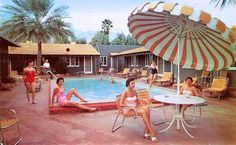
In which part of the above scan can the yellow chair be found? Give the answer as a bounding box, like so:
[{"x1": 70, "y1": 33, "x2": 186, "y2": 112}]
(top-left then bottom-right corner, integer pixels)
[
  {"x1": 111, "y1": 95, "x2": 143, "y2": 134},
  {"x1": 136, "y1": 89, "x2": 167, "y2": 125},
  {"x1": 139, "y1": 70, "x2": 149, "y2": 82},
  {"x1": 154, "y1": 72, "x2": 172, "y2": 86},
  {"x1": 10, "y1": 70, "x2": 23, "y2": 82},
  {"x1": 202, "y1": 78, "x2": 229, "y2": 100},
  {"x1": 116, "y1": 68, "x2": 130, "y2": 78},
  {"x1": 219, "y1": 70, "x2": 227, "y2": 78},
  {"x1": 173, "y1": 77, "x2": 198, "y2": 89},
  {"x1": 0, "y1": 108, "x2": 22, "y2": 145}
]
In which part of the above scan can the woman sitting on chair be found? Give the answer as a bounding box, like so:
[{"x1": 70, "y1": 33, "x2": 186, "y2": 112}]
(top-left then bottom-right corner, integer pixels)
[
  {"x1": 119, "y1": 77, "x2": 157, "y2": 142},
  {"x1": 52, "y1": 77, "x2": 97, "y2": 112},
  {"x1": 180, "y1": 77, "x2": 200, "y2": 112}
]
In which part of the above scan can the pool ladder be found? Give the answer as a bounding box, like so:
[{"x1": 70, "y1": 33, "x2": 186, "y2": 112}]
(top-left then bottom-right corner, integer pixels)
[{"x1": 46, "y1": 71, "x2": 57, "y2": 80}]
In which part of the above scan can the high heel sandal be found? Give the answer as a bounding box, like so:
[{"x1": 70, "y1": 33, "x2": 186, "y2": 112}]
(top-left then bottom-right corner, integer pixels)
[
  {"x1": 144, "y1": 132, "x2": 149, "y2": 139},
  {"x1": 150, "y1": 136, "x2": 158, "y2": 142}
]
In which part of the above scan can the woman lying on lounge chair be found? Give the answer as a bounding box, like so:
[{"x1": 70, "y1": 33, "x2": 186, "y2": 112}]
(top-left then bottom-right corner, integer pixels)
[
  {"x1": 51, "y1": 77, "x2": 97, "y2": 112},
  {"x1": 119, "y1": 78, "x2": 158, "y2": 142}
]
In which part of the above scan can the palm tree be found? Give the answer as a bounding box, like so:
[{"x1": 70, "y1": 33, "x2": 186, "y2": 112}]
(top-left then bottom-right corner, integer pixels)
[
  {"x1": 210, "y1": 0, "x2": 236, "y2": 8},
  {"x1": 0, "y1": 0, "x2": 73, "y2": 72},
  {"x1": 101, "y1": 19, "x2": 113, "y2": 35}
]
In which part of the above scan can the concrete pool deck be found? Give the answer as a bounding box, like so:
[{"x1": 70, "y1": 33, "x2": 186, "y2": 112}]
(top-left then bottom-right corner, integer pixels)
[{"x1": 1, "y1": 79, "x2": 236, "y2": 145}]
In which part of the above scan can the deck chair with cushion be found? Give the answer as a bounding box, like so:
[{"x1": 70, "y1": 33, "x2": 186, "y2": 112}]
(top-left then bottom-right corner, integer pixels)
[
  {"x1": 0, "y1": 108, "x2": 22, "y2": 145},
  {"x1": 202, "y1": 78, "x2": 229, "y2": 100},
  {"x1": 10, "y1": 70, "x2": 23, "y2": 82},
  {"x1": 139, "y1": 70, "x2": 149, "y2": 82},
  {"x1": 173, "y1": 77, "x2": 198, "y2": 89},
  {"x1": 136, "y1": 89, "x2": 167, "y2": 125},
  {"x1": 116, "y1": 68, "x2": 130, "y2": 78},
  {"x1": 218, "y1": 70, "x2": 227, "y2": 78},
  {"x1": 154, "y1": 72, "x2": 172, "y2": 86},
  {"x1": 111, "y1": 95, "x2": 143, "y2": 134}
]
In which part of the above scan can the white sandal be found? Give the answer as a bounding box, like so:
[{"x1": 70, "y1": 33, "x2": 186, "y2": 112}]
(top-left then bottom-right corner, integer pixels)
[
  {"x1": 144, "y1": 132, "x2": 149, "y2": 139},
  {"x1": 150, "y1": 136, "x2": 158, "y2": 142}
]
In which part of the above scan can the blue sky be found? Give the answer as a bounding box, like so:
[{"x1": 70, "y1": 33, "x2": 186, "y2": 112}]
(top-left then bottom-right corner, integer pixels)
[{"x1": 0, "y1": 0, "x2": 236, "y2": 41}]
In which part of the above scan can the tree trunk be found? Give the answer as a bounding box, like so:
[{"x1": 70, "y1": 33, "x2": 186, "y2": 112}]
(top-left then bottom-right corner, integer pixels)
[{"x1": 37, "y1": 41, "x2": 42, "y2": 74}]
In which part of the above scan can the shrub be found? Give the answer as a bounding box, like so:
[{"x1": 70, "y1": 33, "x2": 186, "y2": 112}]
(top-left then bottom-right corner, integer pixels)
[{"x1": 54, "y1": 59, "x2": 67, "y2": 74}]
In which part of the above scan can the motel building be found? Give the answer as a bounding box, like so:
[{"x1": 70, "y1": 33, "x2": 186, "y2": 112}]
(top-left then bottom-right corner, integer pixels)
[{"x1": 9, "y1": 41, "x2": 100, "y2": 76}]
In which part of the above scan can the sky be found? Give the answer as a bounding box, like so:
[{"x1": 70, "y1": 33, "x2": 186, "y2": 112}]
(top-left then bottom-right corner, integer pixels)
[{"x1": 0, "y1": 0, "x2": 236, "y2": 41}]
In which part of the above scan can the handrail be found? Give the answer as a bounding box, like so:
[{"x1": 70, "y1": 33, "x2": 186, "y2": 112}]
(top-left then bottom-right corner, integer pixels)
[{"x1": 46, "y1": 71, "x2": 57, "y2": 79}]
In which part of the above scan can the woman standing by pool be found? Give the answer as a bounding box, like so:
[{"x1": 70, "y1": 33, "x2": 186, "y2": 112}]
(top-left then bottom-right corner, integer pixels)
[
  {"x1": 52, "y1": 77, "x2": 97, "y2": 111},
  {"x1": 23, "y1": 59, "x2": 37, "y2": 104},
  {"x1": 119, "y1": 78, "x2": 157, "y2": 142},
  {"x1": 149, "y1": 60, "x2": 158, "y2": 87}
]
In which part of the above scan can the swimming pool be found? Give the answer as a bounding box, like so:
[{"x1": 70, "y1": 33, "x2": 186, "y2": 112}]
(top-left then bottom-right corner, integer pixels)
[{"x1": 60, "y1": 78, "x2": 175, "y2": 102}]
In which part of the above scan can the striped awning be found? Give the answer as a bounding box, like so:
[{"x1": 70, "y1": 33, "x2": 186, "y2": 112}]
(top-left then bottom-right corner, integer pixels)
[{"x1": 128, "y1": 2, "x2": 236, "y2": 71}]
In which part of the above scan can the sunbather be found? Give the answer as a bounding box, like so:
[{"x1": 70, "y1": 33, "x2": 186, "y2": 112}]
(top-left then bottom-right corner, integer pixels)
[
  {"x1": 51, "y1": 77, "x2": 97, "y2": 112},
  {"x1": 119, "y1": 78, "x2": 157, "y2": 142}
]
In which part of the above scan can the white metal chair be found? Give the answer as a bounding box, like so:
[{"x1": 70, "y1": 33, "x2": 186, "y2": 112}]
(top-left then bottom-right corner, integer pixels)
[
  {"x1": 0, "y1": 108, "x2": 22, "y2": 145},
  {"x1": 111, "y1": 95, "x2": 143, "y2": 134}
]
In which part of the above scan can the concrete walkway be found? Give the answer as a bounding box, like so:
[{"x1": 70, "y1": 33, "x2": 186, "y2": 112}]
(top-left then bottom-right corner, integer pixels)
[{"x1": 1, "y1": 81, "x2": 236, "y2": 145}]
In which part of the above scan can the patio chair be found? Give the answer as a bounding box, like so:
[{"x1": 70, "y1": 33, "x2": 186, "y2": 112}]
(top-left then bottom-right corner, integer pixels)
[
  {"x1": 218, "y1": 70, "x2": 227, "y2": 78},
  {"x1": 139, "y1": 70, "x2": 149, "y2": 82},
  {"x1": 202, "y1": 77, "x2": 229, "y2": 100},
  {"x1": 111, "y1": 95, "x2": 143, "y2": 134},
  {"x1": 10, "y1": 70, "x2": 23, "y2": 82},
  {"x1": 184, "y1": 89, "x2": 208, "y2": 123},
  {"x1": 116, "y1": 68, "x2": 130, "y2": 78},
  {"x1": 0, "y1": 108, "x2": 22, "y2": 145},
  {"x1": 129, "y1": 68, "x2": 139, "y2": 79},
  {"x1": 200, "y1": 70, "x2": 210, "y2": 87},
  {"x1": 154, "y1": 72, "x2": 172, "y2": 86},
  {"x1": 136, "y1": 88, "x2": 167, "y2": 125},
  {"x1": 173, "y1": 77, "x2": 197, "y2": 89}
]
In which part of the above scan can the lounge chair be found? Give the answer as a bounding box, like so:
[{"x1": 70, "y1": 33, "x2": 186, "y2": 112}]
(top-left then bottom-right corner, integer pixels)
[
  {"x1": 173, "y1": 77, "x2": 197, "y2": 89},
  {"x1": 139, "y1": 70, "x2": 149, "y2": 82},
  {"x1": 202, "y1": 78, "x2": 229, "y2": 100},
  {"x1": 0, "y1": 108, "x2": 22, "y2": 145},
  {"x1": 116, "y1": 68, "x2": 130, "y2": 78},
  {"x1": 136, "y1": 88, "x2": 167, "y2": 125},
  {"x1": 10, "y1": 70, "x2": 23, "y2": 82},
  {"x1": 219, "y1": 70, "x2": 227, "y2": 78},
  {"x1": 154, "y1": 72, "x2": 172, "y2": 86},
  {"x1": 111, "y1": 95, "x2": 143, "y2": 134}
]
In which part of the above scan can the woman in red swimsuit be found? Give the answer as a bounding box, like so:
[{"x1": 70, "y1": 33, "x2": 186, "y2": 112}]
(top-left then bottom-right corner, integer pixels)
[{"x1": 23, "y1": 60, "x2": 37, "y2": 104}]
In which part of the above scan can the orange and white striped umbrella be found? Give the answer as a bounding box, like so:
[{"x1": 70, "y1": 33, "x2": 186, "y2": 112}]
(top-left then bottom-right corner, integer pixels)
[{"x1": 128, "y1": 2, "x2": 236, "y2": 71}]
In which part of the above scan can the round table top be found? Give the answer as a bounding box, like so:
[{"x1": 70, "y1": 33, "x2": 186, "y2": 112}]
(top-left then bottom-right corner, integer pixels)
[{"x1": 153, "y1": 94, "x2": 205, "y2": 105}]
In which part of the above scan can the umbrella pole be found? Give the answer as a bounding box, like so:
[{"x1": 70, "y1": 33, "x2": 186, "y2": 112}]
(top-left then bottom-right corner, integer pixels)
[{"x1": 177, "y1": 36, "x2": 180, "y2": 97}]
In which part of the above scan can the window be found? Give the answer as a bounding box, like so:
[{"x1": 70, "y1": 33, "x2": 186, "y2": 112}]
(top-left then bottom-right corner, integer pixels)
[
  {"x1": 100, "y1": 56, "x2": 107, "y2": 66},
  {"x1": 68, "y1": 56, "x2": 80, "y2": 67}
]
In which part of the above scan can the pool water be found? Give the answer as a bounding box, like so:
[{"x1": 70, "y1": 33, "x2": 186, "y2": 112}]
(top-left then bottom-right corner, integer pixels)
[{"x1": 62, "y1": 78, "x2": 175, "y2": 102}]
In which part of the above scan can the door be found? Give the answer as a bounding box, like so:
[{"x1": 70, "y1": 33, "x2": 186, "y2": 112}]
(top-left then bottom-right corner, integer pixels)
[{"x1": 84, "y1": 56, "x2": 92, "y2": 74}]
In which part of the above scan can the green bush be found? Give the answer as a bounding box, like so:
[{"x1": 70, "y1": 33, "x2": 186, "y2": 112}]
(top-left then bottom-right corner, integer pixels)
[
  {"x1": 2, "y1": 77, "x2": 17, "y2": 83},
  {"x1": 54, "y1": 59, "x2": 67, "y2": 74}
]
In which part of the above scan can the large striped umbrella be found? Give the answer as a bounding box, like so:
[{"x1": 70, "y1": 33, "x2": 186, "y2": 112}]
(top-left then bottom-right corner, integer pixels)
[{"x1": 128, "y1": 1, "x2": 236, "y2": 94}]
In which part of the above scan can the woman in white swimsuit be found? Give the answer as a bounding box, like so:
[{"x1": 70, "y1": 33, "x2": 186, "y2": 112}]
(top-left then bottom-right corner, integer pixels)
[
  {"x1": 180, "y1": 77, "x2": 200, "y2": 112},
  {"x1": 119, "y1": 78, "x2": 157, "y2": 142}
]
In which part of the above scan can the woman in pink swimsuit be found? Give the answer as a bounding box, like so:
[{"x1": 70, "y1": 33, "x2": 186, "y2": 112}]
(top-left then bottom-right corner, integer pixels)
[
  {"x1": 51, "y1": 77, "x2": 97, "y2": 111},
  {"x1": 119, "y1": 78, "x2": 157, "y2": 142}
]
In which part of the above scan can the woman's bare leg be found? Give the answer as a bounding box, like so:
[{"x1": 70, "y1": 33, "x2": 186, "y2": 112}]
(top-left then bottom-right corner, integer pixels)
[
  {"x1": 31, "y1": 82, "x2": 36, "y2": 104},
  {"x1": 66, "y1": 88, "x2": 86, "y2": 101},
  {"x1": 64, "y1": 102, "x2": 96, "y2": 111},
  {"x1": 138, "y1": 110, "x2": 155, "y2": 136},
  {"x1": 24, "y1": 83, "x2": 31, "y2": 103}
]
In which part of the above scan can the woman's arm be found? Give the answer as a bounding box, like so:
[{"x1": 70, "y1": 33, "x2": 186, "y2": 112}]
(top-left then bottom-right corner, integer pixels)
[
  {"x1": 51, "y1": 88, "x2": 59, "y2": 106},
  {"x1": 192, "y1": 87, "x2": 200, "y2": 97},
  {"x1": 180, "y1": 86, "x2": 184, "y2": 94},
  {"x1": 119, "y1": 91, "x2": 127, "y2": 107}
]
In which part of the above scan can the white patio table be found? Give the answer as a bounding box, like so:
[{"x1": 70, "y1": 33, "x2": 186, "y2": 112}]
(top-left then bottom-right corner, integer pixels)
[{"x1": 153, "y1": 94, "x2": 205, "y2": 138}]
